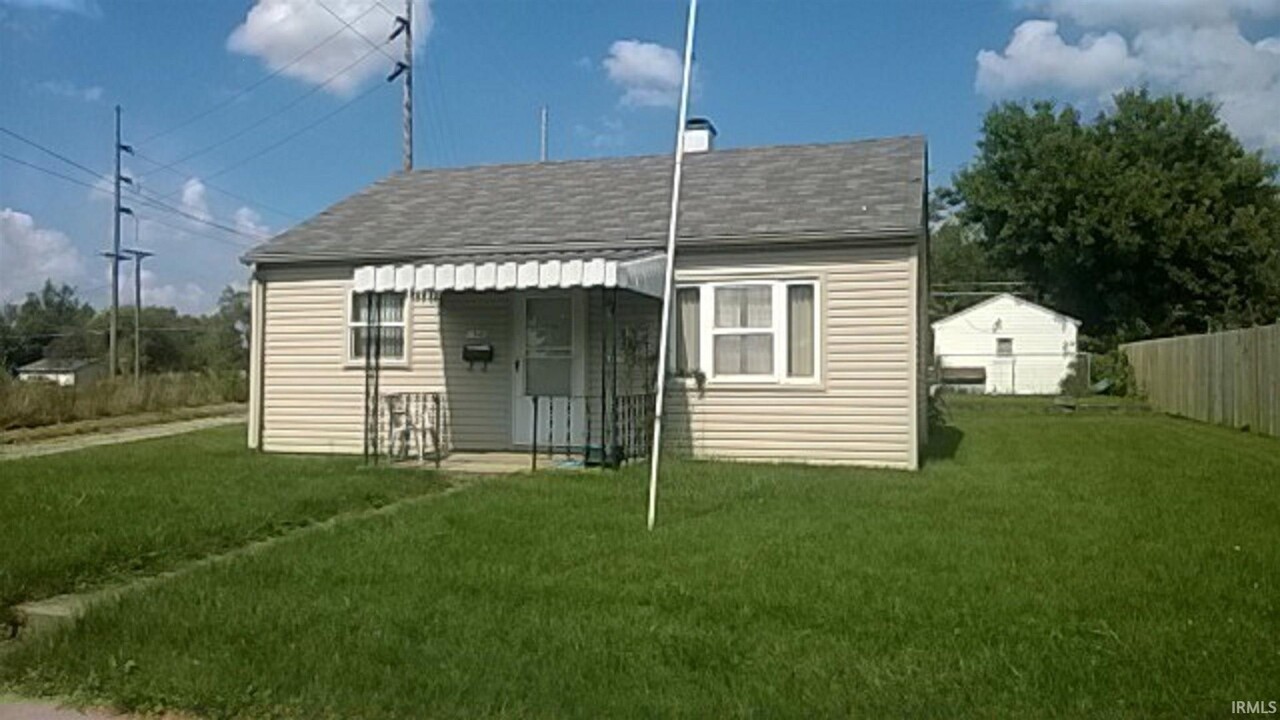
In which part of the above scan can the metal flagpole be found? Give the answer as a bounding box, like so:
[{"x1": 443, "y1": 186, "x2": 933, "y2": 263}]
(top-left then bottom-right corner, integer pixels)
[{"x1": 646, "y1": 0, "x2": 698, "y2": 531}]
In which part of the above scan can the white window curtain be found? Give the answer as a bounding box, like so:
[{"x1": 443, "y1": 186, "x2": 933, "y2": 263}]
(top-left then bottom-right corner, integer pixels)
[
  {"x1": 350, "y1": 291, "x2": 407, "y2": 361},
  {"x1": 674, "y1": 287, "x2": 700, "y2": 375},
  {"x1": 713, "y1": 285, "x2": 774, "y2": 376},
  {"x1": 787, "y1": 284, "x2": 814, "y2": 377}
]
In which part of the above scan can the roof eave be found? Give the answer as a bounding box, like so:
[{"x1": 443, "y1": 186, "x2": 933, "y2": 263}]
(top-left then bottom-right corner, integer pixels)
[{"x1": 243, "y1": 226, "x2": 924, "y2": 267}]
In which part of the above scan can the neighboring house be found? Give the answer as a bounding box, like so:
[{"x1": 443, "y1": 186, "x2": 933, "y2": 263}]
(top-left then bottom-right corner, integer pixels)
[
  {"x1": 16, "y1": 358, "x2": 104, "y2": 387},
  {"x1": 932, "y1": 293, "x2": 1080, "y2": 395},
  {"x1": 243, "y1": 125, "x2": 929, "y2": 469}
]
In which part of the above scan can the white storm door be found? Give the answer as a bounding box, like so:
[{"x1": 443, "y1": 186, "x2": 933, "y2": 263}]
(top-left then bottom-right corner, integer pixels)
[
  {"x1": 990, "y1": 358, "x2": 1016, "y2": 394},
  {"x1": 512, "y1": 293, "x2": 586, "y2": 446}
]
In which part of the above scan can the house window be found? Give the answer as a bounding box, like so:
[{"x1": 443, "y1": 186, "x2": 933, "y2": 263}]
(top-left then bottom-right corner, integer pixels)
[
  {"x1": 672, "y1": 280, "x2": 818, "y2": 382},
  {"x1": 349, "y1": 291, "x2": 407, "y2": 362},
  {"x1": 996, "y1": 337, "x2": 1013, "y2": 357},
  {"x1": 713, "y1": 285, "x2": 774, "y2": 375}
]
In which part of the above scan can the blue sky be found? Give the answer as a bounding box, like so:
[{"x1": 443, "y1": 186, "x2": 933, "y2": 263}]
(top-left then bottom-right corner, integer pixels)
[{"x1": 3, "y1": 0, "x2": 1279, "y2": 313}]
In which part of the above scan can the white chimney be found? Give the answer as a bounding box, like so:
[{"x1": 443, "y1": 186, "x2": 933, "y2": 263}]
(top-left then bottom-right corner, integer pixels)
[{"x1": 683, "y1": 117, "x2": 717, "y2": 153}]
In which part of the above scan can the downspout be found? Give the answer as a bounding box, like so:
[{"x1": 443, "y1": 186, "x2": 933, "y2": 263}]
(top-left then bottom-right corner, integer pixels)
[{"x1": 251, "y1": 267, "x2": 267, "y2": 451}]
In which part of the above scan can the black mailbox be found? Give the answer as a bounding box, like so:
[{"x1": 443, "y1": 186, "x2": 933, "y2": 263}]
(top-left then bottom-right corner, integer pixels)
[{"x1": 462, "y1": 343, "x2": 494, "y2": 366}]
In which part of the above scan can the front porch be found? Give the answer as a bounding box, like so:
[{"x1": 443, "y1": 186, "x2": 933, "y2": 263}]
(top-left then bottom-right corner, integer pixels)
[{"x1": 353, "y1": 255, "x2": 664, "y2": 470}]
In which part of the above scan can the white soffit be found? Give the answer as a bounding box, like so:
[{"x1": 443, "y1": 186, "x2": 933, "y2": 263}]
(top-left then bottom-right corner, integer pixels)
[{"x1": 352, "y1": 253, "x2": 665, "y2": 298}]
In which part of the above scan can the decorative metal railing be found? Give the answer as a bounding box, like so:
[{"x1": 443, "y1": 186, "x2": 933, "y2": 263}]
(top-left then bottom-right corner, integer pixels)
[
  {"x1": 529, "y1": 392, "x2": 656, "y2": 470},
  {"x1": 377, "y1": 391, "x2": 445, "y2": 467}
]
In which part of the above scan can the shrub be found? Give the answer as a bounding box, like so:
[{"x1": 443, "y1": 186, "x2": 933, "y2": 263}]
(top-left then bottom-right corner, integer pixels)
[
  {"x1": 1059, "y1": 354, "x2": 1093, "y2": 397},
  {"x1": 1092, "y1": 349, "x2": 1138, "y2": 397}
]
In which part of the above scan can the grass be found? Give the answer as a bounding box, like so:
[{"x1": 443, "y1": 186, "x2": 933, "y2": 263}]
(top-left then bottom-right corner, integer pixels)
[
  {"x1": 0, "y1": 424, "x2": 445, "y2": 610},
  {"x1": 4, "y1": 398, "x2": 1279, "y2": 717},
  {"x1": 0, "y1": 372, "x2": 246, "y2": 431}
]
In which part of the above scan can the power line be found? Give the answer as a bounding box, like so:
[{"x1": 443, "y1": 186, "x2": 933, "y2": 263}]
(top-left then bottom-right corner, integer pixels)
[
  {"x1": 131, "y1": 150, "x2": 300, "y2": 223},
  {"x1": 2, "y1": 125, "x2": 295, "y2": 227},
  {"x1": 0, "y1": 151, "x2": 102, "y2": 193},
  {"x1": 135, "y1": 211, "x2": 256, "y2": 250},
  {"x1": 137, "y1": 41, "x2": 391, "y2": 181},
  {"x1": 136, "y1": 3, "x2": 384, "y2": 144},
  {"x1": 0, "y1": 153, "x2": 257, "y2": 248},
  {"x1": 198, "y1": 79, "x2": 392, "y2": 185},
  {"x1": 0, "y1": 126, "x2": 107, "y2": 182},
  {"x1": 131, "y1": 189, "x2": 263, "y2": 242},
  {"x1": 316, "y1": 0, "x2": 397, "y2": 62}
]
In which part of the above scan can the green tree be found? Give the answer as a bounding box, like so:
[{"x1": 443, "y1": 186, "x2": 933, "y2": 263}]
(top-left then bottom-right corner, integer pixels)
[
  {"x1": 928, "y1": 217, "x2": 1021, "y2": 319},
  {"x1": 207, "y1": 286, "x2": 250, "y2": 372},
  {"x1": 0, "y1": 281, "x2": 95, "y2": 371},
  {"x1": 949, "y1": 90, "x2": 1280, "y2": 341}
]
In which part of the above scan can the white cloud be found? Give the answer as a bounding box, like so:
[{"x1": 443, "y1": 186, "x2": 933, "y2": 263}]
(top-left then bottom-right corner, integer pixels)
[
  {"x1": 0, "y1": 0, "x2": 98, "y2": 14},
  {"x1": 603, "y1": 39, "x2": 684, "y2": 108},
  {"x1": 37, "y1": 80, "x2": 103, "y2": 102},
  {"x1": 978, "y1": 4, "x2": 1280, "y2": 151},
  {"x1": 227, "y1": 0, "x2": 432, "y2": 96},
  {"x1": 0, "y1": 208, "x2": 86, "y2": 303},
  {"x1": 1038, "y1": 0, "x2": 1280, "y2": 28},
  {"x1": 137, "y1": 268, "x2": 207, "y2": 315},
  {"x1": 180, "y1": 178, "x2": 210, "y2": 221},
  {"x1": 977, "y1": 20, "x2": 1142, "y2": 97},
  {"x1": 233, "y1": 207, "x2": 270, "y2": 238}
]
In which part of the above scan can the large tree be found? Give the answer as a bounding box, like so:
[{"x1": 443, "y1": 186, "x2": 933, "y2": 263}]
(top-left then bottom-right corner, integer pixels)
[
  {"x1": 928, "y1": 216, "x2": 1021, "y2": 319},
  {"x1": 0, "y1": 281, "x2": 95, "y2": 371},
  {"x1": 948, "y1": 90, "x2": 1280, "y2": 341}
]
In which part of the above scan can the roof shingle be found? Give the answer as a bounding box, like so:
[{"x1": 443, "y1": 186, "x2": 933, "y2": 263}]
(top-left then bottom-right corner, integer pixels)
[{"x1": 244, "y1": 135, "x2": 926, "y2": 265}]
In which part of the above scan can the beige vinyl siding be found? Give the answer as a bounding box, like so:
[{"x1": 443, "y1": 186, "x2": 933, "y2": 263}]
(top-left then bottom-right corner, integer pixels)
[
  {"x1": 258, "y1": 266, "x2": 509, "y2": 454},
  {"x1": 666, "y1": 241, "x2": 919, "y2": 469},
  {"x1": 255, "y1": 237, "x2": 922, "y2": 469},
  {"x1": 437, "y1": 292, "x2": 510, "y2": 450}
]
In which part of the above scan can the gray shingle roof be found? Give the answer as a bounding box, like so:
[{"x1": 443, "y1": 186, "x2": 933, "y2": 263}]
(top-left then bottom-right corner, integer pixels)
[
  {"x1": 18, "y1": 358, "x2": 99, "y2": 373},
  {"x1": 244, "y1": 135, "x2": 926, "y2": 265}
]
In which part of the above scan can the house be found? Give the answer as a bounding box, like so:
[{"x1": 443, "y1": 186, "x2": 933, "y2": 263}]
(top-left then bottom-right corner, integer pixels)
[
  {"x1": 932, "y1": 293, "x2": 1080, "y2": 395},
  {"x1": 16, "y1": 358, "x2": 104, "y2": 387},
  {"x1": 242, "y1": 126, "x2": 929, "y2": 469}
]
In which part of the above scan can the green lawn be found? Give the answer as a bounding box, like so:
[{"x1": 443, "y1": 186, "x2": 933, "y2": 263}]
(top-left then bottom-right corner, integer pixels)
[
  {"x1": 0, "y1": 424, "x2": 445, "y2": 610},
  {"x1": 4, "y1": 400, "x2": 1279, "y2": 717}
]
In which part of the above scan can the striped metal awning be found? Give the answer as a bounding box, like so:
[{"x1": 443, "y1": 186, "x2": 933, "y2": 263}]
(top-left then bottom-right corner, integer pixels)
[{"x1": 352, "y1": 251, "x2": 665, "y2": 298}]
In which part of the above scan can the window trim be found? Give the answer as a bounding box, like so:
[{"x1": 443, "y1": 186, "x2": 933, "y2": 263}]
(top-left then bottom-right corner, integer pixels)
[
  {"x1": 672, "y1": 279, "x2": 821, "y2": 386},
  {"x1": 345, "y1": 289, "x2": 411, "y2": 367}
]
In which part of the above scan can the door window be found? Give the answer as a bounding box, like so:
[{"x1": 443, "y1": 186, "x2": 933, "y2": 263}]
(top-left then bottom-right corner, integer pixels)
[{"x1": 525, "y1": 297, "x2": 572, "y2": 396}]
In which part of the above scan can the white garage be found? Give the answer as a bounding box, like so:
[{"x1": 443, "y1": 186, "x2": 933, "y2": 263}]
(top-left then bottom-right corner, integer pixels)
[{"x1": 932, "y1": 293, "x2": 1081, "y2": 395}]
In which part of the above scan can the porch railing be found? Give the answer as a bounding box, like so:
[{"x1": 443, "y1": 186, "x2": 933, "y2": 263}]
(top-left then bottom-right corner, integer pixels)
[
  {"x1": 529, "y1": 392, "x2": 655, "y2": 470},
  {"x1": 376, "y1": 391, "x2": 445, "y2": 467}
]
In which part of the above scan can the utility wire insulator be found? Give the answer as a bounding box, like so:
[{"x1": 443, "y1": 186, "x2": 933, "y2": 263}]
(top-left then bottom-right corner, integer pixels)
[{"x1": 389, "y1": 16, "x2": 408, "y2": 40}]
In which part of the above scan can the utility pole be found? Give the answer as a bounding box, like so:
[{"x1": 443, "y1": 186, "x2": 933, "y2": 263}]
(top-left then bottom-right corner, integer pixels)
[
  {"x1": 123, "y1": 249, "x2": 153, "y2": 380},
  {"x1": 388, "y1": 1, "x2": 413, "y2": 171},
  {"x1": 109, "y1": 105, "x2": 134, "y2": 378},
  {"x1": 540, "y1": 105, "x2": 549, "y2": 162}
]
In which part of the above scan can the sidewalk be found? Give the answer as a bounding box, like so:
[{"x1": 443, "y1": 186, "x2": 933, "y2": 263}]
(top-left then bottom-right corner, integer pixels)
[{"x1": 0, "y1": 414, "x2": 243, "y2": 461}]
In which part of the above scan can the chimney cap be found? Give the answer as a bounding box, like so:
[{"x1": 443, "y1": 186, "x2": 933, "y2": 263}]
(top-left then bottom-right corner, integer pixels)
[{"x1": 686, "y1": 117, "x2": 717, "y2": 136}]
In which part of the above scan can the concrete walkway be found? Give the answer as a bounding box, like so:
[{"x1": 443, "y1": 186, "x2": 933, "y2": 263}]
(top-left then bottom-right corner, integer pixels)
[
  {"x1": 6, "y1": 476, "x2": 479, "y2": 646},
  {"x1": 0, "y1": 415, "x2": 243, "y2": 461},
  {"x1": 0, "y1": 699, "x2": 177, "y2": 720}
]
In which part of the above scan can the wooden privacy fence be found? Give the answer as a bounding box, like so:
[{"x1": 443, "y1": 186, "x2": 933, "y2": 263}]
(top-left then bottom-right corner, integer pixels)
[{"x1": 1122, "y1": 323, "x2": 1280, "y2": 437}]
